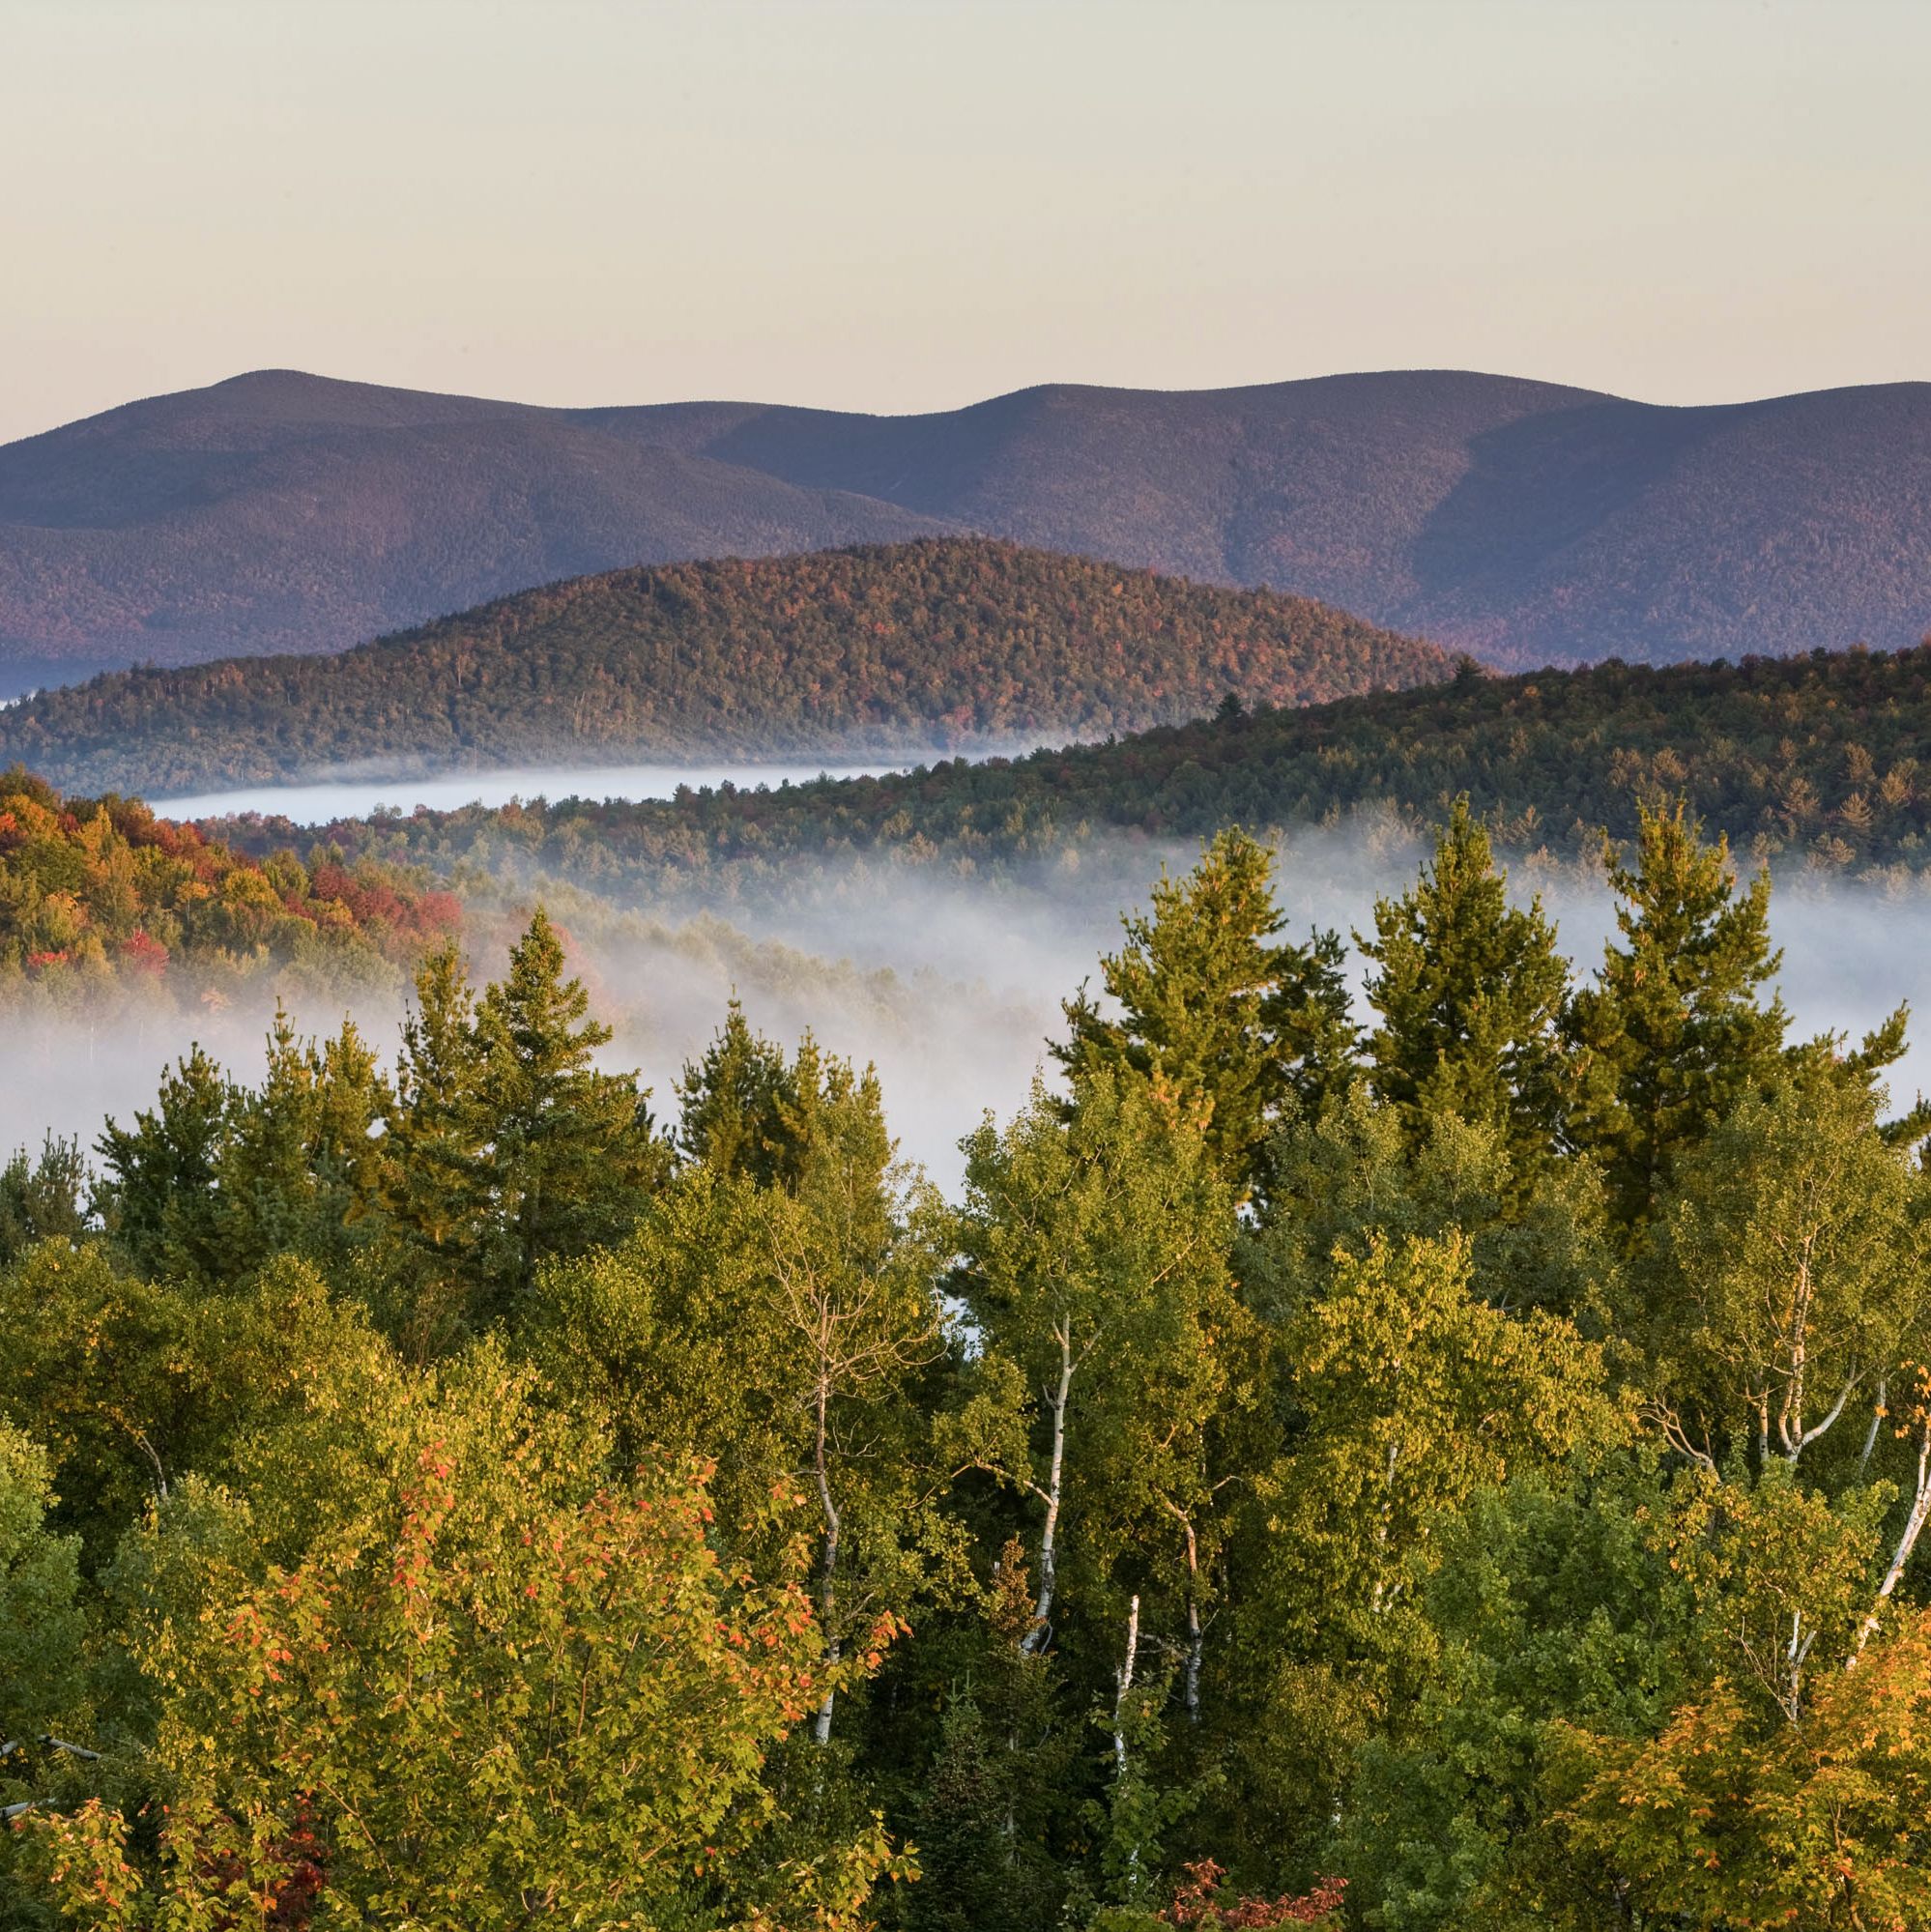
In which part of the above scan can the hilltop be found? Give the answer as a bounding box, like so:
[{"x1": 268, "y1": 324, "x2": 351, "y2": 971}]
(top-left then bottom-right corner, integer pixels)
[
  {"x1": 1, "y1": 367, "x2": 1927, "y2": 679},
  {"x1": 0, "y1": 539, "x2": 1452, "y2": 795}
]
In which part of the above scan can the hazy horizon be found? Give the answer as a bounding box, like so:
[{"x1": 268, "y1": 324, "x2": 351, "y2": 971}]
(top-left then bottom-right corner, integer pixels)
[
  {"x1": 19, "y1": 357, "x2": 1931, "y2": 449},
  {"x1": 5, "y1": 0, "x2": 1926, "y2": 445}
]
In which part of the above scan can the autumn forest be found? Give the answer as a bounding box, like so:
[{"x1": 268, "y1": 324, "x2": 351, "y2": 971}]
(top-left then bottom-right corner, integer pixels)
[{"x1": 6, "y1": 783, "x2": 1931, "y2": 1930}]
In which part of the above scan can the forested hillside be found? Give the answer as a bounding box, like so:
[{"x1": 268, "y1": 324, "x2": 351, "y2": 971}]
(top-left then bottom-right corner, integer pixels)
[
  {"x1": 5, "y1": 366, "x2": 1929, "y2": 678},
  {"x1": 0, "y1": 540, "x2": 1452, "y2": 794},
  {"x1": 628, "y1": 371, "x2": 1931, "y2": 667},
  {"x1": 204, "y1": 643, "x2": 1931, "y2": 910},
  {"x1": 8, "y1": 815, "x2": 1931, "y2": 1927},
  {"x1": 0, "y1": 370, "x2": 944, "y2": 683},
  {"x1": 0, "y1": 767, "x2": 458, "y2": 1002}
]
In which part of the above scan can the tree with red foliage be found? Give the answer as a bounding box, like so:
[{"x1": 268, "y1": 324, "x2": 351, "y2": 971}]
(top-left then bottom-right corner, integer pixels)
[{"x1": 1163, "y1": 1860, "x2": 1345, "y2": 1928}]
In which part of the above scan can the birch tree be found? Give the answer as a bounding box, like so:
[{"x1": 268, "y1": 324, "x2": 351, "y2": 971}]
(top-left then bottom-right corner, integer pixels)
[
  {"x1": 1236, "y1": 1231, "x2": 1617, "y2": 1851},
  {"x1": 1636, "y1": 1062, "x2": 1927, "y2": 1480},
  {"x1": 953, "y1": 1072, "x2": 1241, "y2": 1669},
  {"x1": 535, "y1": 1017, "x2": 952, "y2": 1748}
]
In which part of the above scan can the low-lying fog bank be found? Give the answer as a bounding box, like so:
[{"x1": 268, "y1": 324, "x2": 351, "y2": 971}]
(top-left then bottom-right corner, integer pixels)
[
  {"x1": 153, "y1": 747, "x2": 1053, "y2": 823},
  {"x1": 6, "y1": 831, "x2": 1929, "y2": 1196}
]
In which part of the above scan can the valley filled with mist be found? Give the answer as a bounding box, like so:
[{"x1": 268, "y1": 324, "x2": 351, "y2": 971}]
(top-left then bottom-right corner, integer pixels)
[
  {"x1": 5, "y1": 250, "x2": 1931, "y2": 1932},
  {"x1": 14, "y1": 724, "x2": 1931, "y2": 1924},
  {"x1": 10, "y1": 799, "x2": 1929, "y2": 1192}
]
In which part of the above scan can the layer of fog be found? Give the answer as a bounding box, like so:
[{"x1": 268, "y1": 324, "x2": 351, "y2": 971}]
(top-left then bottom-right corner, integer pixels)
[
  {"x1": 153, "y1": 747, "x2": 1050, "y2": 824},
  {"x1": 6, "y1": 827, "x2": 1929, "y2": 1200}
]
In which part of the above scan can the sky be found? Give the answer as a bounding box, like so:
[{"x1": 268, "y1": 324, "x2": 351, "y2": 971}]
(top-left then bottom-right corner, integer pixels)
[{"x1": 1, "y1": 0, "x2": 1925, "y2": 444}]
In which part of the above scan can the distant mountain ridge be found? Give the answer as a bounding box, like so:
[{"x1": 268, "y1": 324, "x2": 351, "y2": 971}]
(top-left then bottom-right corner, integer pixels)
[
  {"x1": 0, "y1": 538, "x2": 1451, "y2": 796},
  {"x1": 1, "y1": 366, "x2": 1927, "y2": 680}
]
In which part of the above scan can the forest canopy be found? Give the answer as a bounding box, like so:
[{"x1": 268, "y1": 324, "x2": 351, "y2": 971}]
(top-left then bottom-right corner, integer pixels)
[
  {"x1": 0, "y1": 767, "x2": 458, "y2": 1006},
  {"x1": 7, "y1": 804, "x2": 1931, "y2": 1929},
  {"x1": 0, "y1": 541, "x2": 1451, "y2": 796},
  {"x1": 188, "y1": 639, "x2": 1931, "y2": 916}
]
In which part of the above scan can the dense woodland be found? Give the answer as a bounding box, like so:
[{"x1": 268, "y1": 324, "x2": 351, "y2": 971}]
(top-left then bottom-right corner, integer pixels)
[
  {"x1": 7, "y1": 801, "x2": 1931, "y2": 1928},
  {"x1": 0, "y1": 768, "x2": 458, "y2": 1003},
  {"x1": 192, "y1": 642, "x2": 1931, "y2": 916},
  {"x1": 0, "y1": 543, "x2": 1449, "y2": 796}
]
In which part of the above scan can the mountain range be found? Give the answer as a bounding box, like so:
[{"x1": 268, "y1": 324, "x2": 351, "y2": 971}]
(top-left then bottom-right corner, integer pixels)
[{"x1": 3, "y1": 367, "x2": 1926, "y2": 686}]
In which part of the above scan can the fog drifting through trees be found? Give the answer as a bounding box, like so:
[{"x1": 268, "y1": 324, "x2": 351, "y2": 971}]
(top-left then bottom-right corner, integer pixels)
[{"x1": 6, "y1": 831, "x2": 1925, "y2": 1194}]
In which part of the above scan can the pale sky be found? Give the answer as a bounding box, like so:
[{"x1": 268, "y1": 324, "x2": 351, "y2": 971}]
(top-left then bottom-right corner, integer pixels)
[{"x1": 2, "y1": 0, "x2": 1925, "y2": 444}]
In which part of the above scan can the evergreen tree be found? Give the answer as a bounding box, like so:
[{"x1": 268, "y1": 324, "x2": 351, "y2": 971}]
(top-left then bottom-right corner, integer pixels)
[
  {"x1": 1359, "y1": 800, "x2": 1571, "y2": 1186},
  {"x1": 471, "y1": 908, "x2": 667, "y2": 1313},
  {"x1": 677, "y1": 1002, "x2": 897, "y2": 1250},
  {"x1": 93, "y1": 1045, "x2": 238, "y2": 1284},
  {"x1": 97, "y1": 1018, "x2": 389, "y2": 1293},
  {"x1": 219, "y1": 1007, "x2": 391, "y2": 1281},
  {"x1": 381, "y1": 940, "x2": 494, "y2": 1346},
  {"x1": 0, "y1": 1133, "x2": 87, "y2": 1265},
  {"x1": 1567, "y1": 800, "x2": 1787, "y2": 1231},
  {"x1": 676, "y1": 995, "x2": 797, "y2": 1185},
  {"x1": 1054, "y1": 827, "x2": 1355, "y2": 1196}
]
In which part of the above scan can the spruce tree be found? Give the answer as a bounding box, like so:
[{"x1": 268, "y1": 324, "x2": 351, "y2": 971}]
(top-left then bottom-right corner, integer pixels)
[
  {"x1": 94, "y1": 1045, "x2": 238, "y2": 1283},
  {"x1": 676, "y1": 996, "x2": 802, "y2": 1188},
  {"x1": 383, "y1": 941, "x2": 492, "y2": 1288},
  {"x1": 471, "y1": 908, "x2": 667, "y2": 1312},
  {"x1": 1053, "y1": 827, "x2": 1355, "y2": 1196},
  {"x1": 0, "y1": 1134, "x2": 87, "y2": 1266},
  {"x1": 219, "y1": 1008, "x2": 390, "y2": 1281},
  {"x1": 1567, "y1": 801, "x2": 1787, "y2": 1231},
  {"x1": 678, "y1": 1003, "x2": 898, "y2": 1254},
  {"x1": 1359, "y1": 800, "x2": 1571, "y2": 1184}
]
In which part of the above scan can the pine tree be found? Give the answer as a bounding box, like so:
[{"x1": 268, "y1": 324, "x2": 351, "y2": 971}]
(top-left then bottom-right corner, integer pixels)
[
  {"x1": 1053, "y1": 828, "x2": 1355, "y2": 1196},
  {"x1": 1567, "y1": 801, "x2": 1787, "y2": 1231},
  {"x1": 1359, "y1": 801, "x2": 1571, "y2": 1186},
  {"x1": 471, "y1": 908, "x2": 666, "y2": 1312},
  {"x1": 93, "y1": 1045, "x2": 238, "y2": 1284},
  {"x1": 678, "y1": 1004, "x2": 898, "y2": 1255},
  {"x1": 219, "y1": 1007, "x2": 390, "y2": 1281},
  {"x1": 774, "y1": 1033, "x2": 898, "y2": 1262},
  {"x1": 0, "y1": 1134, "x2": 87, "y2": 1266},
  {"x1": 382, "y1": 940, "x2": 494, "y2": 1335},
  {"x1": 676, "y1": 996, "x2": 796, "y2": 1186}
]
